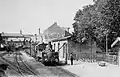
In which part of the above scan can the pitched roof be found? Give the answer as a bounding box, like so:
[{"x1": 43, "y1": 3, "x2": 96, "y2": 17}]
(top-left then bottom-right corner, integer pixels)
[
  {"x1": 43, "y1": 22, "x2": 65, "y2": 34},
  {"x1": 43, "y1": 22, "x2": 71, "y2": 41}
]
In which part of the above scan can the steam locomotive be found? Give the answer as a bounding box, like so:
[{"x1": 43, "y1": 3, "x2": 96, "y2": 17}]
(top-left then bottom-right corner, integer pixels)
[{"x1": 36, "y1": 42, "x2": 59, "y2": 65}]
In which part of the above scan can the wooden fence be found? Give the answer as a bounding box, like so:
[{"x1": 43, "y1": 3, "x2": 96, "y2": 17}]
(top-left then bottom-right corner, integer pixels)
[
  {"x1": 106, "y1": 54, "x2": 118, "y2": 65},
  {"x1": 78, "y1": 52, "x2": 118, "y2": 65}
]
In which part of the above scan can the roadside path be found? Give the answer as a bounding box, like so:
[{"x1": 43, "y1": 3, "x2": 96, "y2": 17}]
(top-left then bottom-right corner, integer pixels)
[{"x1": 62, "y1": 60, "x2": 120, "y2": 77}]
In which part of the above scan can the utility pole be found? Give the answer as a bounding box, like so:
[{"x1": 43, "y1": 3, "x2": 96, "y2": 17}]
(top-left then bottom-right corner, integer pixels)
[
  {"x1": 106, "y1": 34, "x2": 108, "y2": 61},
  {"x1": 106, "y1": 34, "x2": 108, "y2": 53},
  {"x1": 104, "y1": 30, "x2": 109, "y2": 61},
  {"x1": 29, "y1": 38, "x2": 32, "y2": 56},
  {"x1": 91, "y1": 37, "x2": 92, "y2": 62},
  {"x1": 65, "y1": 43, "x2": 68, "y2": 64},
  {"x1": 20, "y1": 29, "x2": 25, "y2": 46}
]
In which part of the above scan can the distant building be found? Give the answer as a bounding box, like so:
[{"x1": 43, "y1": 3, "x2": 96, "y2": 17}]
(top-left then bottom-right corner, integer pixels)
[
  {"x1": 32, "y1": 34, "x2": 43, "y2": 44},
  {"x1": 0, "y1": 32, "x2": 33, "y2": 45},
  {"x1": 32, "y1": 28, "x2": 44, "y2": 44}
]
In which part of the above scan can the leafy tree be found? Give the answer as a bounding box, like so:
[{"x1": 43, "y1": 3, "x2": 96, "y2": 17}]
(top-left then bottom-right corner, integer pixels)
[
  {"x1": 96, "y1": 0, "x2": 120, "y2": 50},
  {"x1": 73, "y1": 4, "x2": 96, "y2": 44},
  {"x1": 72, "y1": 0, "x2": 120, "y2": 52}
]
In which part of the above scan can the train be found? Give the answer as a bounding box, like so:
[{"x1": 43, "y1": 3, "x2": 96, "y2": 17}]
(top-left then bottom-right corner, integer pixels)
[{"x1": 35, "y1": 42, "x2": 59, "y2": 65}]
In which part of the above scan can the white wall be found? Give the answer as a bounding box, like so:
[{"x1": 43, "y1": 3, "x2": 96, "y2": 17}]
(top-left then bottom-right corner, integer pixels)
[{"x1": 52, "y1": 40, "x2": 68, "y2": 61}]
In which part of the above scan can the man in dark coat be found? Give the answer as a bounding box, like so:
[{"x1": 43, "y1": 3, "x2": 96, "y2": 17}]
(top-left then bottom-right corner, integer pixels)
[{"x1": 70, "y1": 53, "x2": 74, "y2": 65}]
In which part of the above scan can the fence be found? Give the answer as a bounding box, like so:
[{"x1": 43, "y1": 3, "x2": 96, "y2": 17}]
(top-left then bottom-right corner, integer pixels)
[
  {"x1": 78, "y1": 52, "x2": 97, "y2": 62},
  {"x1": 106, "y1": 54, "x2": 118, "y2": 65},
  {"x1": 77, "y1": 52, "x2": 118, "y2": 65}
]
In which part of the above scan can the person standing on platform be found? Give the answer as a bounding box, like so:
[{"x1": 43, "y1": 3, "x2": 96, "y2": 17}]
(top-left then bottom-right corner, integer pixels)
[{"x1": 70, "y1": 53, "x2": 74, "y2": 65}]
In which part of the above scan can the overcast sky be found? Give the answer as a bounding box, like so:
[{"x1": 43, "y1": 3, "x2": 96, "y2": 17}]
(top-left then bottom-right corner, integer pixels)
[{"x1": 0, "y1": 0, "x2": 94, "y2": 34}]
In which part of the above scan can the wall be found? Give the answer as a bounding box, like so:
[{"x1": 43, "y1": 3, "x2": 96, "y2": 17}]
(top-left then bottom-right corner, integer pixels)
[
  {"x1": 68, "y1": 39, "x2": 101, "y2": 60},
  {"x1": 52, "y1": 38, "x2": 102, "y2": 61},
  {"x1": 52, "y1": 40, "x2": 68, "y2": 61},
  {"x1": 67, "y1": 40, "x2": 80, "y2": 60}
]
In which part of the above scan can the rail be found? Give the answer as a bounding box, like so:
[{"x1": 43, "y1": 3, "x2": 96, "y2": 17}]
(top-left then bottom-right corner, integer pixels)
[
  {"x1": 15, "y1": 52, "x2": 26, "y2": 77},
  {"x1": 18, "y1": 52, "x2": 38, "y2": 75},
  {"x1": 0, "y1": 52, "x2": 37, "y2": 76},
  {"x1": 0, "y1": 56, "x2": 23, "y2": 76}
]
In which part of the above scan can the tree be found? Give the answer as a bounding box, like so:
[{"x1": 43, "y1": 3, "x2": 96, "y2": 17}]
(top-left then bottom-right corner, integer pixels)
[
  {"x1": 73, "y1": 4, "x2": 96, "y2": 45},
  {"x1": 72, "y1": 0, "x2": 120, "y2": 52},
  {"x1": 96, "y1": 0, "x2": 120, "y2": 50}
]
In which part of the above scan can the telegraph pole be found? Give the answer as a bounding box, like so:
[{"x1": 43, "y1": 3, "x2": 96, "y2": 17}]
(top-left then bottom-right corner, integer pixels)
[
  {"x1": 106, "y1": 34, "x2": 108, "y2": 53},
  {"x1": 30, "y1": 38, "x2": 32, "y2": 56},
  {"x1": 65, "y1": 43, "x2": 68, "y2": 64},
  {"x1": 106, "y1": 34, "x2": 108, "y2": 61}
]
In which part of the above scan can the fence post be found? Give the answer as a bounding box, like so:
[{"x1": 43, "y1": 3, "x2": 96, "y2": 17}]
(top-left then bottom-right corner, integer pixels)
[
  {"x1": 65, "y1": 43, "x2": 68, "y2": 64},
  {"x1": 118, "y1": 48, "x2": 120, "y2": 67}
]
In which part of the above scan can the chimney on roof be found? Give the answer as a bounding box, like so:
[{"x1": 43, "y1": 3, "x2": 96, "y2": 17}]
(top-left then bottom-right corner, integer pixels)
[
  {"x1": 54, "y1": 22, "x2": 57, "y2": 25},
  {"x1": 35, "y1": 34, "x2": 37, "y2": 41},
  {"x1": 20, "y1": 30, "x2": 22, "y2": 34},
  {"x1": 39, "y1": 28, "x2": 40, "y2": 35},
  {"x1": 67, "y1": 27, "x2": 70, "y2": 33},
  {"x1": 2, "y1": 32, "x2": 4, "y2": 34}
]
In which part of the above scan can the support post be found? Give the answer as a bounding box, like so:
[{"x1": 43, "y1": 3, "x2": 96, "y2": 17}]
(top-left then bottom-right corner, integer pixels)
[
  {"x1": 65, "y1": 43, "x2": 68, "y2": 64},
  {"x1": 118, "y1": 48, "x2": 120, "y2": 67},
  {"x1": 106, "y1": 34, "x2": 108, "y2": 61},
  {"x1": 30, "y1": 38, "x2": 32, "y2": 56}
]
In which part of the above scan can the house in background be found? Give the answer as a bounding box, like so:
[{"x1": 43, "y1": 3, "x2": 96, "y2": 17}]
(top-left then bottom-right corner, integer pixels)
[{"x1": 43, "y1": 22, "x2": 71, "y2": 43}]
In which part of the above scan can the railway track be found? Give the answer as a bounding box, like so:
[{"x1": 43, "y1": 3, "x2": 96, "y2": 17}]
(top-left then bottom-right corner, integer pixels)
[
  {"x1": 15, "y1": 52, "x2": 28, "y2": 77},
  {"x1": 0, "y1": 51, "x2": 39, "y2": 77},
  {"x1": 15, "y1": 51, "x2": 38, "y2": 76},
  {"x1": 0, "y1": 54, "x2": 32, "y2": 76},
  {"x1": 0, "y1": 57, "x2": 23, "y2": 77}
]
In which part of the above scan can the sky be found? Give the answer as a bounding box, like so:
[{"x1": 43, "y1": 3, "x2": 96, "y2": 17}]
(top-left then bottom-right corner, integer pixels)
[{"x1": 0, "y1": 0, "x2": 94, "y2": 34}]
